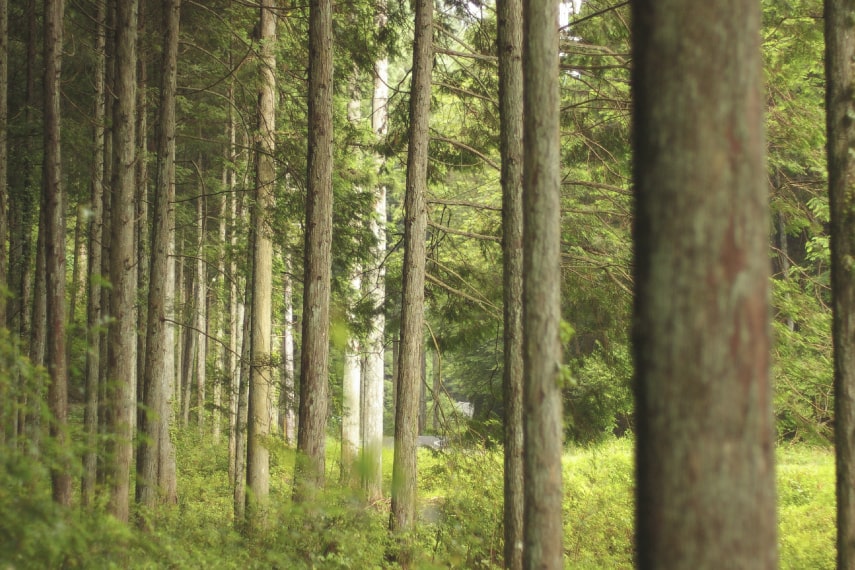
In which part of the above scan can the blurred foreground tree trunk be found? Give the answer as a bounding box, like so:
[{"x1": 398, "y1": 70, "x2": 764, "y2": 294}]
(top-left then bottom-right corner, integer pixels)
[
  {"x1": 826, "y1": 0, "x2": 855, "y2": 567},
  {"x1": 632, "y1": 0, "x2": 777, "y2": 567}
]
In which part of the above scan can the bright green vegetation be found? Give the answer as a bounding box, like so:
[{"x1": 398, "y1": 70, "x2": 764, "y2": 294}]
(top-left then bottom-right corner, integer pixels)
[{"x1": 0, "y1": 429, "x2": 835, "y2": 569}]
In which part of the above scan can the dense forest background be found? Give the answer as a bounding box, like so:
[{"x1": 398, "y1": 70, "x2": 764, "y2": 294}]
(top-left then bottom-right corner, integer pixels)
[{"x1": 0, "y1": 0, "x2": 842, "y2": 567}]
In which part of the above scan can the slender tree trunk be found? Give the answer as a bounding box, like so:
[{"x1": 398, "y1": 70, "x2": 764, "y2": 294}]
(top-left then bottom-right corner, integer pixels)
[
  {"x1": 431, "y1": 349, "x2": 440, "y2": 431},
  {"x1": 214, "y1": 168, "x2": 227, "y2": 445},
  {"x1": 295, "y1": 0, "x2": 333, "y2": 499},
  {"x1": 43, "y1": 0, "x2": 69, "y2": 507},
  {"x1": 137, "y1": 0, "x2": 181, "y2": 513},
  {"x1": 0, "y1": 0, "x2": 6, "y2": 332},
  {"x1": 280, "y1": 257, "x2": 296, "y2": 445},
  {"x1": 181, "y1": 264, "x2": 195, "y2": 427},
  {"x1": 195, "y1": 191, "x2": 207, "y2": 430},
  {"x1": 105, "y1": 0, "x2": 138, "y2": 523},
  {"x1": 135, "y1": 5, "x2": 149, "y2": 433},
  {"x1": 521, "y1": 0, "x2": 563, "y2": 563},
  {"x1": 82, "y1": 0, "x2": 106, "y2": 507},
  {"x1": 246, "y1": 0, "x2": 276, "y2": 528},
  {"x1": 389, "y1": 0, "x2": 431, "y2": 557},
  {"x1": 827, "y1": 1, "x2": 855, "y2": 567},
  {"x1": 234, "y1": 295, "x2": 250, "y2": 527},
  {"x1": 632, "y1": 0, "x2": 777, "y2": 567},
  {"x1": 227, "y1": 103, "x2": 240, "y2": 479},
  {"x1": 498, "y1": 0, "x2": 524, "y2": 559},
  {"x1": 341, "y1": 268, "x2": 361, "y2": 484},
  {"x1": 361, "y1": 13, "x2": 388, "y2": 501}
]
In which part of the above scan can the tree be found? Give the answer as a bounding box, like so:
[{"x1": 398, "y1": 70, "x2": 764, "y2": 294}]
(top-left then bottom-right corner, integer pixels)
[
  {"x1": 137, "y1": 0, "x2": 181, "y2": 512},
  {"x1": 521, "y1": 0, "x2": 563, "y2": 564},
  {"x1": 295, "y1": 0, "x2": 333, "y2": 497},
  {"x1": 826, "y1": 0, "x2": 855, "y2": 566},
  {"x1": 246, "y1": 0, "x2": 276, "y2": 527},
  {"x1": 631, "y1": 0, "x2": 777, "y2": 567},
  {"x1": 43, "y1": 0, "x2": 69, "y2": 507},
  {"x1": 105, "y1": 0, "x2": 138, "y2": 523},
  {"x1": 497, "y1": 0, "x2": 524, "y2": 560},
  {"x1": 0, "y1": 0, "x2": 6, "y2": 332},
  {"x1": 389, "y1": 0, "x2": 432, "y2": 558}
]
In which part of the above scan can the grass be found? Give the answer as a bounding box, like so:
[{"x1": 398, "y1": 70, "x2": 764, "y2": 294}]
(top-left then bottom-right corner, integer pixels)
[{"x1": 0, "y1": 432, "x2": 839, "y2": 568}]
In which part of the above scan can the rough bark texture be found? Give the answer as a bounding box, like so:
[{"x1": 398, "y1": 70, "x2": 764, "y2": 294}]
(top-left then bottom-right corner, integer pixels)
[
  {"x1": 497, "y1": 0, "x2": 524, "y2": 561},
  {"x1": 0, "y1": 0, "x2": 7, "y2": 331},
  {"x1": 234, "y1": 296, "x2": 250, "y2": 527},
  {"x1": 246, "y1": 0, "x2": 276, "y2": 530},
  {"x1": 279, "y1": 257, "x2": 296, "y2": 445},
  {"x1": 827, "y1": 1, "x2": 855, "y2": 567},
  {"x1": 521, "y1": 0, "x2": 563, "y2": 564},
  {"x1": 106, "y1": 0, "x2": 138, "y2": 523},
  {"x1": 296, "y1": 0, "x2": 333, "y2": 499},
  {"x1": 632, "y1": 1, "x2": 777, "y2": 567},
  {"x1": 195, "y1": 192, "x2": 207, "y2": 430},
  {"x1": 389, "y1": 0, "x2": 431, "y2": 556},
  {"x1": 43, "y1": 0, "x2": 70, "y2": 507},
  {"x1": 137, "y1": 0, "x2": 181, "y2": 512},
  {"x1": 82, "y1": 0, "x2": 106, "y2": 507}
]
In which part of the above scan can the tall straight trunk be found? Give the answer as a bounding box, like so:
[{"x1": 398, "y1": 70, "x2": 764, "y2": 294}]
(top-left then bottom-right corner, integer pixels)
[
  {"x1": 82, "y1": 0, "x2": 106, "y2": 507},
  {"x1": 246, "y1": 0, "x2": 276, "y2": 527},
  {"x1": 827, "y1": 1, "x2": 855, "y2": 567},
  {"x1": 361, "y1": 11, "x2": 388, "y2": 500},
  {"x1": 195, "y1": 191, "x2": 207, "y2": 430},
  {"x1": 180, "y1": 260, "x2": 195, "y2": 427},
  {"x1": 43, "y1": 0, "x2": 69, "y2": 507},
  {"x1": 137, "y1": 0, "x2": 181, "y2": 512},
  {"x1": 214, "y1": 167, "x2": 227, "y2": 445},
  {"x1": 0, "y1": 0, "x2": 6, "y2": 331},
  {"x1": 389, "y1": 0, "x2": 431, "y2": 554},
  {"x1": 135, "y1": 6, "x2": 149, "y2": 426},
  {"x1": 105, "y1": 0, "x2": 138, "y2": 523},
  {"x1": 31, "y1": 207, "x2": 46, "y2": 370},
  {"x1": 431, "y1": 349, "x2": 440, "y2": 431},
  {"x1": 160, "y1": 228, "x2": 178, "y2": 504},
  {"x1": 497, "y1": 0, "x2": 524, "y2": 560},
  {"x1": 67, "y1": 205, "x2": 87, "y2": 366},
  {"x1": 234, "y1": 296, "x2": 250, "y2": 527},
  {"x1": 279, "y1": 257, "x2": 296, "y2": 445},
  {"x1": 295, "y1": 0, "x2": 333, "y2": 499},
  {"x1": 227, "y1": 99, "x2": 239, "y2": 479},
  {"x1": 341, "y1": 269, "x2": 361, "y2": 484},
  {"x1": 521, "y1": 0, "x2": 562, "y2": 563},
  {"x1": 632, "y1": 0, "x2": 777, "y2": 567}
]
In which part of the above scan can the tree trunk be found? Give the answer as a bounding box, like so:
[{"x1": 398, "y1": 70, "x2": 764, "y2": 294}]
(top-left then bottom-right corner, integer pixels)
[
  {"x1": 521, "y1": 0, "x2": 563, "y2": 564},
  {"x1": 361, "y1": 17, "x2": 388, "y2": 500},
  {"x1": 341, "y1": 268, "x2": 361, "y2": 484},
  {"x1": 136, "y1": 0, "x2": 181, "y2": 513},
  {"x1": 246, "y1": 0, "x2": 276, "y2": 528},
  {"x1": 0, "y1": 0, "x2": 6, "y2": 332},
  {"x1": 389, "y1": 0, "x2": 431, "y2": 558},
  {"x1": 295, "y1": 0, "x2": 333, "y2": 499},
  {"x1": 227, "y1": 99, "x2": 240, "y2": 479},
  {"x1": 43, "y1": 0, "x2": 70, "y2": 507},
  {"x1": 632, "y1": 0, "x2": 777, "y2": 567},
  {"x1": 195, "y1": 191, "x2": 207, "y2": 430},
  {"x1": 82, "y1": 0, "x2": 106, "y2": 507},
  {"x1": 498, "y1": 0, "x2": 524, "y2": 559},
  {"x1": 279, "y1": 255, "x2": 296, "y2": 445},
  {"x1": 105, "y1": 0, "x2": 138, "y2": 523},
  {"x1": 234, "y1": 295, "x2": 250, "y2": 528},
  {"x1": 827, "y1": 1, "x2": 855, "y2": 567}
]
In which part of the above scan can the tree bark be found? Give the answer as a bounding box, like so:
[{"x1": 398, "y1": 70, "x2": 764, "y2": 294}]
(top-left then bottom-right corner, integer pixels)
[
  {"x1": 521, "y1": 0, "x2": 563, "y2": 564},
  {"x1": 389, "y1": 0, "x2": 431, "y2": 558},
  {"x1": 43, "y1": 0, "x2": 70, "y2": 507},
  {"x1": 826, "y1": 0, "x2": 855, "y2": 567},
  {"x1": 295, "y1": 0, "x2": 333, "y2": 499},
  {"x1": 136, "y1": 0, "x2": 181, "y2": 513},
  {"x1": 0, "y1": 0, "x2": 6, "y2": 331},
  {"x1": 195, "y1": 190, "x2": 207, "y2": 430},
  {"x1": 106, "y1": 0, "x2": 138, "y2": 523},
  {"x1": 279, "y1": 256, "x2": 296, "y2": 445},
  {"x1": 498, "y1": 0, "x2": 524, "y2": 560},
  {"x1": 246, "y1": 0, "x2": 276, "y2": 528},
  {"x1": 632, "y1": 0, "x2": 777, "y2": 567},
  {"x1": 341, "y1": 269, "x2": 361, "y2": 484}
]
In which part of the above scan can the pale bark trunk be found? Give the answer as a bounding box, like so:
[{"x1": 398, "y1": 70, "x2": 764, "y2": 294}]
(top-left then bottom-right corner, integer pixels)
[
  {"x1": 632, "y1": 0, "x2": 777, "y2": 567},
  {"x1": 137, "y1": 0, "x2": 181, "y2": 512},
  {"x1": 227, "y1": 98, "x2": 239, "y2": 478},
  {"x1": 521, "y1": 0, "x2": 563, "y2": 563},
  {"x1": 246, "y1": 0, "x2": 276, "y2": 528},
  {"x1": 827, "y1": 1, "x2": 855, "y2": 567},
  {"x1": 498, "y1": 0, "x2": 524, "y2": 559},
  {"x1": 431, "y1": 349, "x2": 440, "y2": 431},
  {"x1": 389, "y1": 0, "x2": 431, "y2": 557},
  {"x1": 106, "y1": 0, "x2": 138, "y2": 523},
  {"x1": 82, "y1": 0, "x2": 106, "y2": 507},
  {"x1": 43, "y1": 0, "x2": 70, "y2": 507},
  {"x1": 341, "y1": 269, "x2": 361, "y2": 484},
  {"x1": 234, "y1": 296, "x2": 250, "y2": 527},
  {"x1": 214, "y1": 167, "x2": 227, "y2": 445},
  {"x1": 295, "y1": 0, "x2": 333, "y2": 499},
  {"x1": 279, "y1": 256, "x2": 296, "y2": 445},
  {"x1": 196, "y1": 191, "x2": 207, "y2": 430}
]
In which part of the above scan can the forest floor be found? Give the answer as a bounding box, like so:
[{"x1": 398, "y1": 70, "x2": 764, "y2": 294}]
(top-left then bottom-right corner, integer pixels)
[{"x1": 2, "y1": 433, "x2": 835, "y2": 568}]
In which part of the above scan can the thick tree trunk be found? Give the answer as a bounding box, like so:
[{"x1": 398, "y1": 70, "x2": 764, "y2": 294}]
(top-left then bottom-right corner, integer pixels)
[
  {"x1": 295, "y1": 0, "x2": 333, "y2": 499},
  {"x1": 497, "y1": 0, "x2": 524, "y2": 560},
  {"x1": 0, "y1": 0, "x2": 6, "y2": 331},
  {"x1": 632, "y1": 1, "x2": 777, "y2": 567},
  {"x1": 246, "y1": 0, "x2": 276, "y2": 528},
  {"x1": 389, "y1": 0, "x2": 431, "y2": 558},
  {"x1": 521, "y1": 0, "x2": 563, "y2": 564},
  {"x1": 137, "y1": 0, "x2": 181, "y2": 513},
  {"x1": 105, "y1": 0, "x2": 138, "y2": 523},
  {"x1": 826, "y1": 1, "x2": 855, "y2": 567},
  {"x1": 43, "y1": 0, "x2": 70, "y2": 507},
  {"x1": 82, "y1": 0, "x2": 106, "y2": 507}
]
